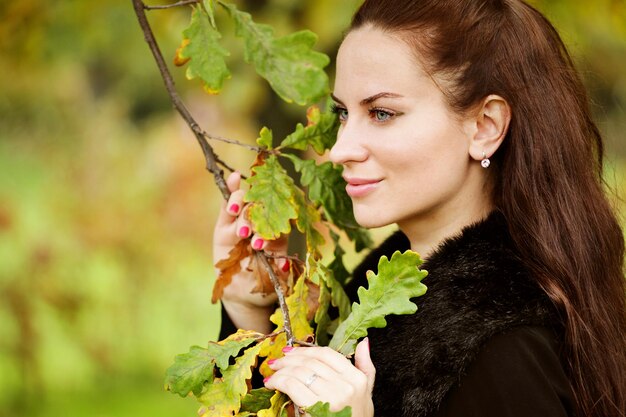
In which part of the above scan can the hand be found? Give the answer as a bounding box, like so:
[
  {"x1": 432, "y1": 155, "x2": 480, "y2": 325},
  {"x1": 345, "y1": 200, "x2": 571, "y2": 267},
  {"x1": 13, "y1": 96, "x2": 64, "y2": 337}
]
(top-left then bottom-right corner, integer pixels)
[
  {"x1": 264, "y1": 339, "x2": 375, "y2": 417},
  {"x1": 213, "y1": 172, "x2": 289, "y2": 332}
]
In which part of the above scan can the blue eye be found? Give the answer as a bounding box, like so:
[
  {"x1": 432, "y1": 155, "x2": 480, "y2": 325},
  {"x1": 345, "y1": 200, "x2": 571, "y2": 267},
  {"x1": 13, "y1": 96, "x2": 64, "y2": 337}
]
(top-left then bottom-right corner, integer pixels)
[
  {"x1": 370, "y1": 108, "x2": 395, "y2": 123},
  {"x1": 330, "y1": 103, "x2": 348, "y2": 122}
]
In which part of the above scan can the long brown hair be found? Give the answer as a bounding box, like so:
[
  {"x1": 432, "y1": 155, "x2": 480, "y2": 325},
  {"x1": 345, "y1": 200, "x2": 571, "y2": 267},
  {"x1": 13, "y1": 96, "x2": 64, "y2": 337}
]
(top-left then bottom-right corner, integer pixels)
[{"x1": 350, "y1": 1, "x2": 626, "y2": 416}]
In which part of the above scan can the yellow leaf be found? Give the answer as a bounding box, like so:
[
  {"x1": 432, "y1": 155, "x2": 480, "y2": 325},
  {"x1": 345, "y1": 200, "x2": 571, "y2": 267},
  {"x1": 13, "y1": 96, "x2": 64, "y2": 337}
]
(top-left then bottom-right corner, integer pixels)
[
  {"x1": 258, "y1": 275, "x2": 314, "y2": 377},
  {"x1": 257, "y1": 392, "x2": 289, "y2": 417}
]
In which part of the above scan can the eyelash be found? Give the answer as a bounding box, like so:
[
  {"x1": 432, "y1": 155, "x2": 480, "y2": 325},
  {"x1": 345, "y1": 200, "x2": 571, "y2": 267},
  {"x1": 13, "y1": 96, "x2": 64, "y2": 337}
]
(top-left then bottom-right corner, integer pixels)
[{"x1": 330, "y1": 103, "x2": 397, "y2": 124}]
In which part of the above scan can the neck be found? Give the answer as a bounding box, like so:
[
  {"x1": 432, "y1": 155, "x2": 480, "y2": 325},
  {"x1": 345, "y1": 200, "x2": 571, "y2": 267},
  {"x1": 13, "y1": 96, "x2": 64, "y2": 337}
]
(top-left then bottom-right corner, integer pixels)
[{"x1": 398, "y1": 191, "x2": 494, "y2": 260}]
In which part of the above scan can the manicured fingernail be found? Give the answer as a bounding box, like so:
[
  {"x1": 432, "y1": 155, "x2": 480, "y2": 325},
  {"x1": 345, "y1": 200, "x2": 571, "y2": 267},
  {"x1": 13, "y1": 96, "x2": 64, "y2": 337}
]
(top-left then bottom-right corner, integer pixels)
[
  {"x1": 281, "y1": 260, "x2": 290, "y2": 272},
  {"x1": 282, "y1": 346, "x2": 294, "y2": 353},
  {"x1": 229, "y1": 203, "x2": 240, "y2": 214},
  {"x1": 253, "y1": 238, "x2": 264, "y2": 250},
  {"x1": 238, "y1": 226, "x2": 250, "y2": 238},
  {"x1": 365, "y1": 336, "x2": 370, "y2": 352},
  {"x1": 263, "y1": 377, "x2": 270, "y2": 383},
  {"x1": 267, "y1": 359, "x2": 276, "y2": 365}
]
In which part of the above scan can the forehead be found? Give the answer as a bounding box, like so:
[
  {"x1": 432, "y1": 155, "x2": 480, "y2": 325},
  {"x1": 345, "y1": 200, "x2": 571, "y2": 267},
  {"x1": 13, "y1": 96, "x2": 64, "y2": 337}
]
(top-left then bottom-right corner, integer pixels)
[{"x1": 334, "y1": 26, "x2": 430, "y2": 96}]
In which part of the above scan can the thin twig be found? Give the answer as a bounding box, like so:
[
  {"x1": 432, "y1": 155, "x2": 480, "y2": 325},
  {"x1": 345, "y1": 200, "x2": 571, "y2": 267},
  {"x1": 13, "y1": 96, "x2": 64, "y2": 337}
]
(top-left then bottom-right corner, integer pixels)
[
  {"x1": 214, "y1": 155, "x2": 242, "y2": 177},
  {"x1": 132, "y1": 0, "x2": 230, "y2": 199},
  {"x1": 254, "y1": 329, "x2": 286, "y2": 342},
  {"x1": 203, "y1": 132, "x2": 263, "y2": 152},
  {"x1": 257, "y1": 252, "x2": 295, "y2": 346},
  {"x1": 144, "y1": 0, "x2": 198, "y2": 10},
  {"x1": 133, "y1": 8, "x2": 298, "y2": 415}
]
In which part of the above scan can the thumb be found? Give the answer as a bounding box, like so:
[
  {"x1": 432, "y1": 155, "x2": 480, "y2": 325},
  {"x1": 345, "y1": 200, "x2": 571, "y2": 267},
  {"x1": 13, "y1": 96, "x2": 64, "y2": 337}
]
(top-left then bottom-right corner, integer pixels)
[{"x1": 355, "y1": 337, "x2": 376, "y2": 393}]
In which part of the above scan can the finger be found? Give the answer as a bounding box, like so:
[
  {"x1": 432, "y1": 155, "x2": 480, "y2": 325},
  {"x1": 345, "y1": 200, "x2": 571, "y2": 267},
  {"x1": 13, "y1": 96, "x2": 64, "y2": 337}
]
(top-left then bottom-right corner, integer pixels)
[
  {"x1": 268, "y1": 357, "x2": 343, "y2": 385},
  {"x1": 264, "y1": 372, "x2": 318, "y2": 408},
  {"x1": 216, "y1": 172, "x2": 243, "y2": 227},
  {"x1": 225, "y1": 189, "x2": 245, "y2": 217},
  {"x1": 226, "y1": 171, "x2": 241, "y2": 193},
  {"x1": 266, "y1": 362, "x2": 360, "y2": 412},
  {"x1": 250, "y1": 233, "x2": 266, "y2": 251},
  {"x1": 234, "y1": 208, "x2": 252, "y2": 239},
  {"x1": 282, "y1": 347, "x2": 355, "y2": 376},
  {"x1": 355, "y1": 337, "x2": 376, "y2": 394}
]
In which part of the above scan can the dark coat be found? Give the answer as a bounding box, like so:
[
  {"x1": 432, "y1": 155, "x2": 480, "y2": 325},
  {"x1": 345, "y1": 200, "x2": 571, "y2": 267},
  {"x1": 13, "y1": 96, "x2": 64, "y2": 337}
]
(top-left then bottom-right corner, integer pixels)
[{"x1": 346, "y1": 211, "x2": 574, "y2": 416}]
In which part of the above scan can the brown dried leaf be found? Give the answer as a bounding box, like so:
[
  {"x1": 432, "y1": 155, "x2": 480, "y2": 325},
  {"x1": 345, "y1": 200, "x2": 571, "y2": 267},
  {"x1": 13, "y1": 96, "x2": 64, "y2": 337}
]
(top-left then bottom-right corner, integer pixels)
[
  {"x1": 305, "y1": 280, "x2": 320, "y2": 322},
  {"x1": 212, "y1": 240, "x2": 252, "y2": 303},
  {"x1": 249, "y1": 255, "x2": 274, "y2": 295}
]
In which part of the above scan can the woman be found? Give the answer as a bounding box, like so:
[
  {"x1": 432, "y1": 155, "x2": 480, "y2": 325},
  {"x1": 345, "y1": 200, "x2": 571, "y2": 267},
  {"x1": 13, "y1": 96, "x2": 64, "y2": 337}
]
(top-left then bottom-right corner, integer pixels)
[{"x1": 213, "y1": 0, "x2": 626, "y2": 416}]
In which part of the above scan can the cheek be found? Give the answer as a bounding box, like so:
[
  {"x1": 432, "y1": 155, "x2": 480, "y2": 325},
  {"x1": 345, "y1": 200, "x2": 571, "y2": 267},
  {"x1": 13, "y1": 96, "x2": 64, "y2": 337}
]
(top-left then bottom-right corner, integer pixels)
[{"x1": 385, "y1": 124, "x2": 470, "y2": 190}]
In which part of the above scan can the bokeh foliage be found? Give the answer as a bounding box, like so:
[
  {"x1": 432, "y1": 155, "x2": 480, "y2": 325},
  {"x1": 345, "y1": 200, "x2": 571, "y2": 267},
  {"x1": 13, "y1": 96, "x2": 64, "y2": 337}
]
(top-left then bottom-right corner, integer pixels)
[{"x1": 0, "y1": 1, "x2": 624, "y2": 416}]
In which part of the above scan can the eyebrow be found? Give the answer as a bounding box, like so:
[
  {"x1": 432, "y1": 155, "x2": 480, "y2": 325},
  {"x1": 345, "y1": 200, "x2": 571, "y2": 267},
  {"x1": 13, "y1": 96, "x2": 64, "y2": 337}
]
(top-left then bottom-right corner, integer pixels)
[{"x1": 331, "y1": 92, "x2": 404, "y2": 106}]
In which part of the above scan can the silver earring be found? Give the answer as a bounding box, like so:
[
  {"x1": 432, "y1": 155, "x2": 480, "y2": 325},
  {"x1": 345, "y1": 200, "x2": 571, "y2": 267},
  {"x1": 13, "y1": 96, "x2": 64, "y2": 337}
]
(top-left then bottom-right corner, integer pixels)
[{"x1": 481, "y1": 152, "x2": 491, "y2": 168}]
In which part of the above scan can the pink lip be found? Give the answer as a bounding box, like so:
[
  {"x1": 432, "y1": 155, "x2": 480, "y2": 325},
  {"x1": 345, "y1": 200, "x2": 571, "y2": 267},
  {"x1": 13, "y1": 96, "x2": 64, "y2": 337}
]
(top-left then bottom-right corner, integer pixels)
[{"x1": 344, "y1": 177, "x2": 382, "y2": 198}]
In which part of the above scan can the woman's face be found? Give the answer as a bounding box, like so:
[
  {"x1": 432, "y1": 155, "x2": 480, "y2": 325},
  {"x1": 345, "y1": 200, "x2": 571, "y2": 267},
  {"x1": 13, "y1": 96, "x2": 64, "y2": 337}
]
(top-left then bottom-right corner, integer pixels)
[{"x1": 330, "y1": 26, "x2": 483, "y2": 233}]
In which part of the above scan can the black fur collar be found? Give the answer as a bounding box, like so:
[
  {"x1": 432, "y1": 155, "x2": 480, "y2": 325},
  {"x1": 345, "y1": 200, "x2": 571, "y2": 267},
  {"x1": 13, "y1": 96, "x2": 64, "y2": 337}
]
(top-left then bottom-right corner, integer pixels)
[{"x1": 348, "y1": 211, "x2": 557, "y2": 417}]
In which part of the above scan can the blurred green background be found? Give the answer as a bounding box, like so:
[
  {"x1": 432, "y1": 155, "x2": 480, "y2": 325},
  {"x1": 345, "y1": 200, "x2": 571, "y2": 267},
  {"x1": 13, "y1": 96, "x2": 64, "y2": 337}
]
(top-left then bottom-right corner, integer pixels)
[{"x1": 0, "y1": 1, "x2": 624, "y2": 416}]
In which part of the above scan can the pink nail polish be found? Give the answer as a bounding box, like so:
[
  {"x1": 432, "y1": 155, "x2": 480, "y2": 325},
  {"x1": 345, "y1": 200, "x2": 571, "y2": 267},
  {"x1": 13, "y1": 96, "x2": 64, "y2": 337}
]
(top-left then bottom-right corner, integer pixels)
[
  {"x1": 267, "y1": 359, "x2": 276, "y2": 365},
  {"x1": 253, "y1": 238, "x2": 264, "y2": 250},
  {"x1": 238, "y1": 226, "x2": 250, "y2": 238},
  {"x1": 281, "y1": 260, "x2": 290, "y2": 272},
  {"x1": 229, "y1": 203, "x2": 240, "y2": 214},
  {"x1": 263, "y1": 377, "x2": 270, "y2": 383},
  {"x1": 282, "y1": 346, "x2": 294, "y2": 353}
]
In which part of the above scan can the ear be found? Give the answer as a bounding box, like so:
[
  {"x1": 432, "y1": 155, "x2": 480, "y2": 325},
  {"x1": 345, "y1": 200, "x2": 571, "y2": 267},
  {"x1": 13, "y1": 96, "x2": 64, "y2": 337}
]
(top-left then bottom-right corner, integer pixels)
[{"x1": 467, "y1": 95, "x2": 511, "y2": 162}]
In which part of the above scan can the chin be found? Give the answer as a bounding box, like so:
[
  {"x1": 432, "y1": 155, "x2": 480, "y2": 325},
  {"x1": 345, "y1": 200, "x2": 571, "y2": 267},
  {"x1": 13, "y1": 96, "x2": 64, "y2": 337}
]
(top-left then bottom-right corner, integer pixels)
[{"x1": 353, "y1": 209, "x2": 395, "y2": 229}]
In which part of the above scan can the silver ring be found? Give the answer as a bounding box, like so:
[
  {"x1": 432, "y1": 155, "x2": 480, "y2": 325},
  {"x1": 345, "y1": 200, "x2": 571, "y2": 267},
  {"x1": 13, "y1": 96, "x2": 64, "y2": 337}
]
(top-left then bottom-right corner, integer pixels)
[{"x1": 303, "y1": 373, "x2": 319, "y2": 388}]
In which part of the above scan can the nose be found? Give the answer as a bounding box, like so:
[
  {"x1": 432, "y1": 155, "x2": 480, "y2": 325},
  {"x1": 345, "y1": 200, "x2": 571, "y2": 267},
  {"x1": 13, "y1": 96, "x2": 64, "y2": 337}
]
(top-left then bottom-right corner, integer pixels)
[{"x1": 329, "y1": 122, "x2": 369, "y2": 166}]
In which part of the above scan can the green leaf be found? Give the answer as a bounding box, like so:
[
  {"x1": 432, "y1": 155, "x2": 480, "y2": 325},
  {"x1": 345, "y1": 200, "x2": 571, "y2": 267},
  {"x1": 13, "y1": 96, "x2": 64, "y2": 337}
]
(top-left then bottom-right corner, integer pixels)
[
  {"x1": 257, "y1": 126, "x2": 273, "y2": 149},
  {"x1": 244, "y1": 155, "x2": 298, "y2": 240},
  {"x1": 314, "y1": 274, "x2": 332, "y2": 346},
  {"x1": 202, "y1": 0, "x2": 217, "y2": 28},
  {"x1": 165, "y1": 338, "x2": 256, "y2": 397},
  {"x1": 279, "y1": 106, "x2": 339, "y2": 154},
  {"x1": 220, "y1": 2, "x2": 330, "y2": 105},
  {"x1": 198, "y1": 343, "x2": 263, "y2": 416},
  {"x1": 285, "y1": 155, "x2": 372, "y2": 251},
  {"x1": 309, "y1": 257, "x2": 351, "y2": 346},
  {"x1": 176, "y1": 6, "x2": 230, "y2": 94},
  {"x1": 292, "y1": 186, "x2": 325, "y2": 256},
  {"x1": 328, "y1": 230, "x2": 350, "y2": 286},
  {"x1": 329, "y1": 251, "x2": 428, "y2": 356},
  {"x1": 257, "y1": 392, "x2": 289, "y2": 417},
  {"x1": 305, "y1": 402, "x2": 352, "y2": 417},
  {"x1": 240, "y1": 388, "x2": 275, "y2": 413}
]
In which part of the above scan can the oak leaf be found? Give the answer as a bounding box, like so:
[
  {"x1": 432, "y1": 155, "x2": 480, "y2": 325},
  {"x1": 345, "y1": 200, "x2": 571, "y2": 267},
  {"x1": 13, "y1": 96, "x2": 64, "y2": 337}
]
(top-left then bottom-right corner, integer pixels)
[
  {"x1": 175, "y1": 6, "x2": 230, "y2": 94},
  {"x1": 257, "y1": 391, "x2": 289, "y2": 417},
  {"x1": 329, "y1": 250, "x2": 428, "y2": 355},
  {"x1": 292, "y1": 186, "x2": 325, "y2": 258},
  {"x1": 213, "y1": 239, "x2": 252, "y2": 303},
  {"x1": 286, "y1": 155, "x2": 372, "y2": 251},
  {"x1": 279, "y1": 106, "x2": 339, "y2": 154},
  {"x1": 305, "y1": 402, "x2": 351, "y2": 417},
  {"x1": 198, "y1": 343, "x2": 263, "y2": 416},
  {"x1": 221, "y1": 3, "x2": 330, "y2": 105},
  {"x1": 240, "y1": 388, "x2": 275, "y2": 414},
  {"x1": 244, "y1": 155, "x2": 299, "y2": 240},
  {"x1": 165, "y1": 336, "x2": 257, "y2": 397},
  {"x1": 259, "y1": 275, "x2": 314, "y2": 377}
]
